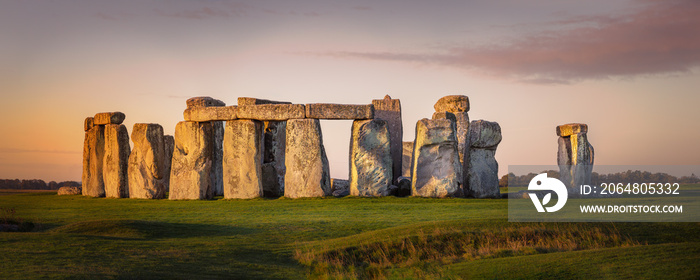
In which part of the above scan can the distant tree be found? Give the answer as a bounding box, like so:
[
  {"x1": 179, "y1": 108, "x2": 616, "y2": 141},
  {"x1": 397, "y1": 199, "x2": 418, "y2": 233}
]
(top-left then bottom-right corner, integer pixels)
[{"x1": 499, "y1": 174, "x2": 508, "y2": 188}]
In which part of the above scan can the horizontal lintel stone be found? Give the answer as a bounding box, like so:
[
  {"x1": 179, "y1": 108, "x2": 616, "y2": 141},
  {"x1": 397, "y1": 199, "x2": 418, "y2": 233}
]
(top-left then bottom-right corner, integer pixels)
[
  {"x1": 236, "y1": 104, "x2": 306, "y2": 121},
  {"x1": 556, "y1": 123, "x2": 588, "y2": 137},
  {"x1": 93, "y1": 112, "x2": 126, "y2": 125},
  {"x1": 305, "y1": 103, "x2": 374, "y2": 120},
  {"x1": 184, "y1": 106, "x2": 237, "y2": 122},
  {"x1": 237, "y1": 97, "x2": 292, "y2": 106}
]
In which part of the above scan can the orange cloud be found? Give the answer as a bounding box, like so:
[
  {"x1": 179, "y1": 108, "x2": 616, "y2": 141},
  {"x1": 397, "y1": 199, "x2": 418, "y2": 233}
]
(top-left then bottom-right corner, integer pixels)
[{"x1": 323, "y1": 0, "x2": 700, "y2": 84}]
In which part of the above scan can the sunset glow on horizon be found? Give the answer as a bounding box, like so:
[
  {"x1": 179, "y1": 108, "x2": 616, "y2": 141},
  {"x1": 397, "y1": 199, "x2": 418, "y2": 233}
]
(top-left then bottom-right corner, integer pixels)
[{"x1": 1, "y1": 0, "x2": 699, "y2": 182}]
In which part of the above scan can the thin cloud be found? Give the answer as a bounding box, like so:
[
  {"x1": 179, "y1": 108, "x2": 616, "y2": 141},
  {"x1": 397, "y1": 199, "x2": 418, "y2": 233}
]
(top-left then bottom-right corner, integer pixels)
[{"x1": 321, "y1": 0, "x2": 700, "y2": 84}]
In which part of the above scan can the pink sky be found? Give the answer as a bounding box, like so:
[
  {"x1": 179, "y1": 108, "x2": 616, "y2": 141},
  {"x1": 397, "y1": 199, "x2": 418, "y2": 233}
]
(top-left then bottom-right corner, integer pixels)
[{"x1": 1, "y1": 0, "x2": 699, "y2": 182}]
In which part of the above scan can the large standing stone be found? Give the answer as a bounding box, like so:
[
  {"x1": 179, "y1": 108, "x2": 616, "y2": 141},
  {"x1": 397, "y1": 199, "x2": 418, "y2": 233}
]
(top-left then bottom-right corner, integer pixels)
[
  {"x1": 169, "y1": 121, "x2": 213, "y2": 200},
  {"x1": 103, "y1": 124, "x2": 130, "y2": 198},
  {"x1": 433, "y1": 96, "x2": 470, "y2": 187},
  {"x1": 82, "y1": 125, "x2": 105, "y2": 197},
  {"x1": 185, "y1": 96, "x2": 225, "y2": 196},
  {"x1": 223, "y1": 120, "x2": 264, "y2": 199},
  {"x1": 349, "y1": 119, "x2": 392, "y2": 197},
  {"x1": 93, "y1": 112, "x2": 126, "y2": 125},
  {"x1": 402, "y1": 142, "x2": 413, "y2": 177},
  {"x1": 163, "y1": 135, "x2": 174, "y2": 193},
  {"x1": 262, "y1": 121, "x2": 286, "y2": 197},
  {"x1": 128, "y1": 123, "x2": 166, "y2": 199},
  {"x1": 373, "y1": 95, "x2": 403, "y2": 182},
  {"x1": 305, "y1": 103, "x2": 374, "y2": 119},
  {"x1": 284, "y1": 119, "x2": 331, "y2": 198},
  {"x1": 410, "y1": 118, "x2": 461, "y2": 198},
  {"x1": 464, "y1": 120, "x2": 501, "y2": 198},
  {"x1": 557, "y1": 123, "x2": 594, "y2": 189}
]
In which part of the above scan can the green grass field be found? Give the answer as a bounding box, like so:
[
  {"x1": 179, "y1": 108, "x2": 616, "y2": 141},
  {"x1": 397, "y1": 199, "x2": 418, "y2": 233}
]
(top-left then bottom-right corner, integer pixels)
[{"x1": 1, "y1": 191, "x2": 698, "y2": 279}]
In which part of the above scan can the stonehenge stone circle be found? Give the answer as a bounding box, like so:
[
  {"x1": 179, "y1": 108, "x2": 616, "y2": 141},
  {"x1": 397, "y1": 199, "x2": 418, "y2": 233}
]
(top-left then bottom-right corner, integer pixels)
[
  {"x1": 305, "y1": 103, "x2": 374, "y2": 120},
  {"x1": 82, "y1": 125, "x2": 105, "y2": 197},
  {"x1": 284, "y1": 119, "x2": 331, "y2": 198},
  {"x1": 410, "y1": 118, "x2": 462, "y2": 198},
  {"x1": 349, "y1": 119, "x2": 392, "y2": 197},
  {"x1": 103, "y1": 124, "x2": 130, "y2": 198},
  {"x1": 372, "y1": 95, "x2": 403, "y2": 182},
  {"x1": 169, "y1": 121, "x2": 214, "y2": 200},
  {"x1": 464, "y1": 120, "x2": 502, "y2": 198},
  {"x1": 557, "y1": 123, "x2": 594, "y2": 189},
  {"x1": 128, "y1": 123, "x2": 167, "y2": 199},
  {"x1": 223, "y1": 120, "x2": 264, "y2": 199}
]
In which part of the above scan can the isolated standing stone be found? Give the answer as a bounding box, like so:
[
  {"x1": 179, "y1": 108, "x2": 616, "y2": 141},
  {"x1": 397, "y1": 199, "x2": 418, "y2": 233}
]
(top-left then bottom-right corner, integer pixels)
[
  {"x1": 223, "y1": 120, "x2": 264, "y2": 199},
  {"x1": 557, "y1": 123, "x2": 594, "y2": 189},
  {"x1": 284, "y1": 119, "x2": 331, "y2": 198},
  {"x1": 169, "y1": 121, "x2": 213, "y2": 200},
  {"x1": 262, "y1": 121, "x2": 286, "y2": 197},
  {"x1": 128, "y1": 123, "x2": 166, "y2": 199},
  {"x1": 103, "y1": 124, "x2": 130, "y2": 198},
  {"x1": 464, "y1": 120, "x2": 501, "y2": 198},
  {"x1": 163, "y1": 135, "x2": 174, "y2": 193},
  {"x1": 349, "y1": 119, "x2": 392, "y2": 197},
  {"x1": 410, "y1": 118, "x2": 461, "y2": 198},
  {"x1": 82, "y1": 125, "x2": 105, "y2": 197},
  {"x1": 373, "y1": 95, "x2": 403, "y2": 182},
  {"x1": 402, "y1": 142, "x2": 414, "y2": 177}
]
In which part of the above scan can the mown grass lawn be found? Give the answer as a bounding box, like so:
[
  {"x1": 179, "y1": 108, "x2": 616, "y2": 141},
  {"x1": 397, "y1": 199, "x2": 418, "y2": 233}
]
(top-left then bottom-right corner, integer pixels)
[{"x1": 0, "y1": 191, "x2": 698, "y2": 279}]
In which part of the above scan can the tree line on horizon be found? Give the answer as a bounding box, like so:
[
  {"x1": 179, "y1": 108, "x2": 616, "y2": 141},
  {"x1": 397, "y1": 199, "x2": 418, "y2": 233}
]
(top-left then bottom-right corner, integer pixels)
[
  {"x1": 502, "y1": 170, "x2": 700, "y2": 188},
  {"x1": 0, "y1": 179, "x2": 81, "y2": 190}
]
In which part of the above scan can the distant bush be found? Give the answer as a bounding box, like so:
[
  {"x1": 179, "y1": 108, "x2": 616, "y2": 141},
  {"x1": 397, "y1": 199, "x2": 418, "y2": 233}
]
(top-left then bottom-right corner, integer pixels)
[{"x1": 0, "y1": 179, "x2": 80, "y2": 190}]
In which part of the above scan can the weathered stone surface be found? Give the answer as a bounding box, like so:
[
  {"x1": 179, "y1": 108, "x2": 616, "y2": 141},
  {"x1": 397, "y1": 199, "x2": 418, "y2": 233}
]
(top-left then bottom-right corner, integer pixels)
[
  {"x1": 464, "y1": 120, "x2": 502, "y2": 198},
  {"x1": 169, "y1": 121, "x2": 213, "y2": 200},
  {"x1": 128, "y1": 124, "x2": 166, "y2": 199},
  {"x1": 434, "y1": 95, "x2": 470, "y2": 113},
  {"x1": 410, "y1": 118, "x2": 461, "y2": 197},
  {"x1": 284, "y1": 119, "x2": 331, "y2": 198},
  {"x1": 163, "y1": 135, "x2": 174, "y2": 193},
  {"x1": 262, "y1": 121, "x2": 286, "y2": 197},
  {"x1": 349, "y1": 119, "x2": 392, "y2": 197},
  {"x1": 211, "y1": 121, "x2": 224, "y2": 196},
  {"x1": 556, "y1": 123, "x2": 588, "y2": 137},
  {"x1": 103, "y1": 124, "x2": 130, "y2": 198},
  {"x1": 402, "y1": 142, "x2": 414, "y2": 177},
  {"x1": 557, "y1": 129, "x2": 594, "y2": 189},
  {"x1": 237, "y1": 104, "x2": 306, "y2": 121},
  {"x1": 183, "y1": 106, "x2": 237, "y2": 122},
  {"x1": 432, "y1": 111, "x2": 456, "y2": 123},
  {"x1": 93, "y1": 112, "x2": 126, "y2": 125},
  {"x1": 467, "y1": 120, "x2": 501, "y2": 149},
  {"x1": 331, "y1": 178, "x2": 349, "y2": 197},
  {"x1": 58, "y1": 186, "x2": 82, "y2": 195},
  {"x1": 84, "y1": 117, "x2": 94, "y2": 131},
  {"x1": 432, "y1": 111, "x2": 469, "y2": 167},
  {"x1": 465, "y1": 149, "x2": 500, "y2": 198},
  {"x1": 395, "y1": 176, "x2": 411, "y2": 197},
  {"x1": 82, "y1": 125, "x2": 105, "y2": 197},
  {"x1": 372, "y1": 95, "x2": 403, "y2": 182},
  {"x1": 237, "y1": 97, "x2": 291, "y2": 106},
  {"x1": 305, "y1": 103, "x2": 374, "y2": 120},
  {"x1": 186, "y1": 96, "x2": 225, "y2": 108},
  {"x1": 223, "y1": 120, "x2": 263, "y2": 199}
]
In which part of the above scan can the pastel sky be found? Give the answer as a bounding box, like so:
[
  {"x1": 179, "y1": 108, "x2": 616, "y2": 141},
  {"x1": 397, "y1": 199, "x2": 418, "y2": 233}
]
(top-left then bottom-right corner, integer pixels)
[{"x1": 1, "y1": 0, "x2": 699, "y2": 182}]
